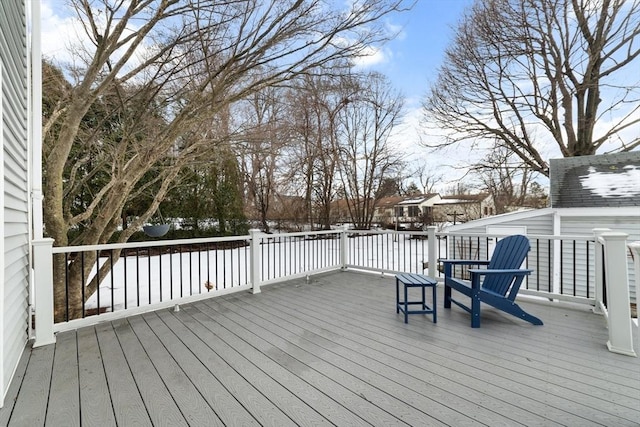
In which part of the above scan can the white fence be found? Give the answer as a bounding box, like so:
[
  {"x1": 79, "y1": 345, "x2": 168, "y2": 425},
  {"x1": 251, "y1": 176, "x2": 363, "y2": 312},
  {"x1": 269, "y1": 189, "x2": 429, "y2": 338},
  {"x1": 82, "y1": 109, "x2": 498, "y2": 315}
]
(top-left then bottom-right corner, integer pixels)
[{"x1": 32, "y1": 227, "x2": 637, "y2": 356}]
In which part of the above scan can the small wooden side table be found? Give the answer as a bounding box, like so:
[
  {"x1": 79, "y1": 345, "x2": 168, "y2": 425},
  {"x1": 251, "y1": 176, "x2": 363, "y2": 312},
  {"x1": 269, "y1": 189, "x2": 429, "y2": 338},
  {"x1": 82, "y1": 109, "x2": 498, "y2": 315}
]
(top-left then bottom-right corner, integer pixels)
[{"x1": 396, "y1": 273, "x2": 437, "y2": 324}]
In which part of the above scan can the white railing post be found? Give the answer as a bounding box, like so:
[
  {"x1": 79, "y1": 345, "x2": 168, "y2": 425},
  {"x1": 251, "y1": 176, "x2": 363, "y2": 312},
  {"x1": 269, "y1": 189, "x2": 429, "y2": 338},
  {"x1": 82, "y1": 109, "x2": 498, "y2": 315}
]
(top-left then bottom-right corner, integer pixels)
[
  {"x1": 628, "y1": 241, "x2": 640, "y2": 320},
  {"x1": 592, "y1": 228, "x2": 611, "y2": 315},
  {"x1": 249, "y1": 229, "x2": 262, "y2": 294},
  {"x1": 427, "y1": 226, "x2": 437, "y2": 279},
  {"x1": 32, "y1": 238, "x2": 56, "y2": 347},
  {"x1": 551, "y1": 211, "x2": 562, "y2": 294},
  {"x1": 600, "y1": 231, "x2": 636, "y2": 357},
  {"x1": 340, "y1": 225, "x2": 348, "y2": 270}
]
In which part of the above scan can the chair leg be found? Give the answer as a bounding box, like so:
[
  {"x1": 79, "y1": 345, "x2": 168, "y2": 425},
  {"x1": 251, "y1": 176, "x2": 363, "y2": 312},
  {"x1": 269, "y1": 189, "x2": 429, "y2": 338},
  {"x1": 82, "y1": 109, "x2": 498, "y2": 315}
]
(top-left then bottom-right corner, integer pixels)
[
  {"x1": 471, "y1": 293, "x2": 481, "y2": 328},
  {"x1": 507, "y1": 301, "x2": 544, "y2": 326},
  {"x1": 444, "y1": 284, "x2": 452, "y2": 309}
]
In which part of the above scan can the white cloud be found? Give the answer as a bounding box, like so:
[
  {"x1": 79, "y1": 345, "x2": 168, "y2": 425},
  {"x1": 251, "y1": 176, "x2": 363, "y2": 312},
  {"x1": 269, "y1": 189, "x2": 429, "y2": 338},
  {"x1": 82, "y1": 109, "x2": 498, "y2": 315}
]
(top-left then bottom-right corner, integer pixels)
[
  {"x1": 40, "y1": 0, "x2": 88, "y2": 65},
  {"x1": 385, "y1": 20, "x2": 406, "y2": 41},
  {"x1": 351, "y1": 45, "x2": 388, "y2": 68},
  {"x1": 388, "y1": 105, "x2": 472, "y2": 191}
]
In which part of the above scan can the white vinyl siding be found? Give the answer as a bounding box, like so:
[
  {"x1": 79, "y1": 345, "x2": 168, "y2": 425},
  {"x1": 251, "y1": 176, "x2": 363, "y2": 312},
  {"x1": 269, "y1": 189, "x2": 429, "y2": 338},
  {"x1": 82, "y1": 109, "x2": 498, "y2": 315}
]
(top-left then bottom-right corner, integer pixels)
[
  {"x1": 561, "y1": 216, "x2": 639, "y2": 304},
  {"x1": 0, "y1": 0, "x2": 30, "y2": 407}
]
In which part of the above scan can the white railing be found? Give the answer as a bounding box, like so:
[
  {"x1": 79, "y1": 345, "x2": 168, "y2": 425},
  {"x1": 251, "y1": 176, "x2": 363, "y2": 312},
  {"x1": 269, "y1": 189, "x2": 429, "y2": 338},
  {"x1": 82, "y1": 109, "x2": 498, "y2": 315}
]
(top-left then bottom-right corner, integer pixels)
[
  {"x1": 595, "y1": 230, "x2": 636, "y2": 357},
  {"x1": 32, "y1": 226, "x2": 637, "y2": 356}
]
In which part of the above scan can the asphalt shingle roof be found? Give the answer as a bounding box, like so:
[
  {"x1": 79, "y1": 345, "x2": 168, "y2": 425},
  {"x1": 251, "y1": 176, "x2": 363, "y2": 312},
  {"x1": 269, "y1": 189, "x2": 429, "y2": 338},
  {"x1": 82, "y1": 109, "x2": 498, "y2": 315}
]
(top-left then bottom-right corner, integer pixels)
[{"x1": 550, "y1": 152, "x2": 640, "y2": 208}]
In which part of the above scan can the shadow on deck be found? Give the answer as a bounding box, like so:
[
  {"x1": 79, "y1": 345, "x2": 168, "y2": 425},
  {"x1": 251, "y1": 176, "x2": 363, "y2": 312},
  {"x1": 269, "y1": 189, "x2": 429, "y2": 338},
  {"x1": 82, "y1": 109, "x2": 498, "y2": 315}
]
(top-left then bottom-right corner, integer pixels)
[{"x1": 2, "y1": 271, "x2": 639, "y2": 426}]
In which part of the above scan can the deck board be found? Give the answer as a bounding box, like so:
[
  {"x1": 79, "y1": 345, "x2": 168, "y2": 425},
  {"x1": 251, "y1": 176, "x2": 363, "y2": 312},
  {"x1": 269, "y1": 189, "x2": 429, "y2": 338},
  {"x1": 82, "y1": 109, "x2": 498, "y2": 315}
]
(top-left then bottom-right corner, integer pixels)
[
  {"x1": 162, "y1": 306, "x2": 333, "y2": 427},
  {"x1": 76, "y1": 326, "x2": 117, "y2": 427},
  {"x1": 210, "y1": 294, "x2": 479, "y2": 426},
  {"x1": 154, "y1": 308, "x2": 311, "y2": 427},
  {"x1": 110, "y1": 317, "x2": 193, "y2": 427},
  {"x1": 94, "y1": 322, "x2": 153, "y2": 427},
  {"x1": 129, "y1": 313, "x2": 244, "y2": 426},
  {"x1": 196, "y1": 298, "x2": 413, "y2": 426},
  {"x1": 1, "y1": 271, "x2": 639, "y2": 426},
  {"x1": 232, "y1": 284, "x2": 541, "y2": 426},
  {"x1": 45, "y1": 330, "x2": 80, "y2": 427},
  {"x1": 0, "y1": 343, "x2": 30, "y2": 427},
  {"x1": 184, "y1": 303, "x2": 372, "y2": 427},
  {"x1": 301, "y1": 274, "x2": 638, "y2": 425},
  {"x1": 251, "y1": 277, "x2": 602, "y2": 426},
  {"x1": 9, "y1": 344, "x2": 53, "y2": 426}
]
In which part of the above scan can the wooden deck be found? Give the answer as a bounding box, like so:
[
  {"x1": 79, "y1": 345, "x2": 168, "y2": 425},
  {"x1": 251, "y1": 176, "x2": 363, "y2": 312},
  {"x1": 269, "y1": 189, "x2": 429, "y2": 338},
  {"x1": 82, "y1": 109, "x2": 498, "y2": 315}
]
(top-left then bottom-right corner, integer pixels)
[{"x1": 1, "y1": 271, "x2": 639, "y2": 426}]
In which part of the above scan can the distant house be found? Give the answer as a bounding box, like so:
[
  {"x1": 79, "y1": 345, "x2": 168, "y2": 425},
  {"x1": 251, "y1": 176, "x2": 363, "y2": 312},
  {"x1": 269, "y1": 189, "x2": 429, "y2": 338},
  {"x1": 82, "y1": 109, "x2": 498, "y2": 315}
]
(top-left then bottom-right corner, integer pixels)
[
  {"x1": 372, "y1": 195, "x2": 404, "y2": 225},
  {"x1": 445, "y1": 152, "x2": 640, "y2": 303},
  {"x1": 392, "y1": 194, "x2": 442, "y2": 226},
  {"x1": 432, "y1": 193, "x2": 495, "y2": 224},
  {"x1": 328, "y1": 198, "x2": 353, "y2": 224}
]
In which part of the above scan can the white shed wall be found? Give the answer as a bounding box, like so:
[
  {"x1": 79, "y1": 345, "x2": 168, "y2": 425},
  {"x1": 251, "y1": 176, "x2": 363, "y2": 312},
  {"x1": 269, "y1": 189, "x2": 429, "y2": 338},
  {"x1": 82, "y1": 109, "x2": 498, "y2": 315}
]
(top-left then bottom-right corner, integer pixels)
[
  {"x1": 560, "y1": 215, "x2": 639, "y2": 303},
  {"x1": 0, "y1": 0, "x2": 30, "y2": 407}
]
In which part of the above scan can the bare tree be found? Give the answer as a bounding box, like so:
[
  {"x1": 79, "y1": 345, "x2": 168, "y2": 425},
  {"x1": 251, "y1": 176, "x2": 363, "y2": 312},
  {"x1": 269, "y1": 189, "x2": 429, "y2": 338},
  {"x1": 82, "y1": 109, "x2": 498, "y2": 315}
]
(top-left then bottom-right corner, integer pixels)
[
  {"x1": 237, "y1": 86, "x2": 287, "y2": 233},
  {"x1": 284, "y1": 71, "x2": 353, "y2": 230},
  {"x1": 413, "y1": 163, "x2": 442, "y2": 194},
  {"x1": 337, "y1": 72, "x2": 405, "y2": 229},
  {"x1": 471, "y1": 144, "x2": 534, "y2": 214},
  {"x1": 284, "y1": 75, "x2": 327, "y2": 230},
  {"x1": 44, "y1": 0, "x2": 410, "y2": 321},
  {"x1": 424, "y1": 0, "x2": 640, "y2": 176}
]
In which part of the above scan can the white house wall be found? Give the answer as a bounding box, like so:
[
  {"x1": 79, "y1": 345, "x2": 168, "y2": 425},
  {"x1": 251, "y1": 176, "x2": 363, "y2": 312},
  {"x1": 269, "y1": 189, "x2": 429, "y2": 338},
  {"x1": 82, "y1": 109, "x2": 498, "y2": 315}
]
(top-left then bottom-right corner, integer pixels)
[{"x1": 0, "y1": 0, "x2": 30, "y2": 407}]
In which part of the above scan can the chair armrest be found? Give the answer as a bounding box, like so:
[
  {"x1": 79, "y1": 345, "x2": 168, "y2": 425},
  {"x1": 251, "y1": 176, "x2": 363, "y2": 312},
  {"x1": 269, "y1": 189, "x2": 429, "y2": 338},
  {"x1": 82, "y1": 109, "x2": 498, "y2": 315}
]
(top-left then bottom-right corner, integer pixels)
[
  {"x1": 439, "y1": 259, "x2": 491, "y2": 266},
  {"x1": 468, "y1": 268, "x2": 532, "y2": 276},
  {"x1": 441, "y1": 259, "x2": 491, "y2": 281}
]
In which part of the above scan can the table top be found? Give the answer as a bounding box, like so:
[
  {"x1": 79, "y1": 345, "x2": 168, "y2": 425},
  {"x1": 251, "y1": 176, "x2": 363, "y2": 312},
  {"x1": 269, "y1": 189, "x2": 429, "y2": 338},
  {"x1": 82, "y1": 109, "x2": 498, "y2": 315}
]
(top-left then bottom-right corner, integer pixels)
[{"x1": 395, "y1": 272, "x2": 437, "y2": 285}]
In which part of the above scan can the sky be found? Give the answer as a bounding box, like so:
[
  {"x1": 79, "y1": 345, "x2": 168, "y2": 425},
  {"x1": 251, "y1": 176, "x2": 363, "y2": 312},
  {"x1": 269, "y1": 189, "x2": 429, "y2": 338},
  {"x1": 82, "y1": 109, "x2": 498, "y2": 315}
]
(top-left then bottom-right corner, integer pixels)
[
  {"x1": 363, "y1": 0, "x2": 478, "y2": 190},
  {"x1": 38, "y1": 0, "x2": 482, "y2": 192},
  {"x1": 369, "y1": 0, "x2": 473, "y2": 106}
]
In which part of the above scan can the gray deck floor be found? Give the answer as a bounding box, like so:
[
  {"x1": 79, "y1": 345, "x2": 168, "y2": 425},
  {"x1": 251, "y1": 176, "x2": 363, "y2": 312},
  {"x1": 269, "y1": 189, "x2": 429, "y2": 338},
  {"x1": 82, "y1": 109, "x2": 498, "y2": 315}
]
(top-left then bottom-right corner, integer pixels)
[{"x1": 1, "y1": 271, "x2": 639, "y2": 426}]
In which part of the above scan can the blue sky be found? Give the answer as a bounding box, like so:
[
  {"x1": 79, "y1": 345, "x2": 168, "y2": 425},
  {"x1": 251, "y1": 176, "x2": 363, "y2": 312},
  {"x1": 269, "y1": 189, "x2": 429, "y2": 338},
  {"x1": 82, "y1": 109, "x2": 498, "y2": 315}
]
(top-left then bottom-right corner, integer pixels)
[
  {"x1": 354, "y1": 0, "x2": 477, "y2": 189},
  {"x1": 372, "y1": 0, "x2": 474, "y2": 107}
]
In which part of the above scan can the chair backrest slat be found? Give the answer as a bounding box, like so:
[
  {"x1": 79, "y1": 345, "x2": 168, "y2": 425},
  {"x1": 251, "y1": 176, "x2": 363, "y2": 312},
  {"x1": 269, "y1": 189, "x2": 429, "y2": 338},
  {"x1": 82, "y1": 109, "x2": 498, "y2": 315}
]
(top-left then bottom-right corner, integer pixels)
[{"x1": 484, "y1": 235, "x2": 530, "y2": 296}]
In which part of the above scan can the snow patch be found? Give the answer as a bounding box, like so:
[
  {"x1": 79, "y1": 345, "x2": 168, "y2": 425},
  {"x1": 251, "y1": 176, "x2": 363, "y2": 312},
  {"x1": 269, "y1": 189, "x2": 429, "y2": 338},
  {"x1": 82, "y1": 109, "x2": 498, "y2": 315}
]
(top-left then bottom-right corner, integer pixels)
[{"x1": 579, "y1": 165, "x2": 640, "y2": 198}]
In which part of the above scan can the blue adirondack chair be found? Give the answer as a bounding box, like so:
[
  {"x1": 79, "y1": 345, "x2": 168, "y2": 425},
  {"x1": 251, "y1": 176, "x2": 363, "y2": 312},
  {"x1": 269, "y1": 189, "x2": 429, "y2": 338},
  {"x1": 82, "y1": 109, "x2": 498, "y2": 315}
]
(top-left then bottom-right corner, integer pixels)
[{"x1": 441, "y1": 234, "x2": 543, "y2": 328}]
